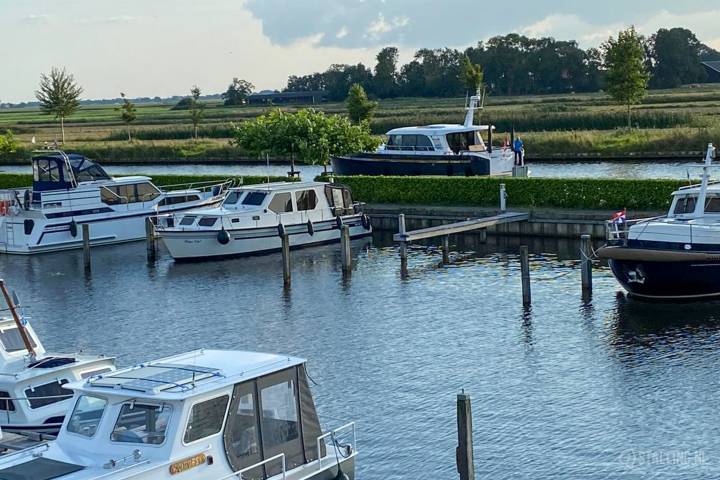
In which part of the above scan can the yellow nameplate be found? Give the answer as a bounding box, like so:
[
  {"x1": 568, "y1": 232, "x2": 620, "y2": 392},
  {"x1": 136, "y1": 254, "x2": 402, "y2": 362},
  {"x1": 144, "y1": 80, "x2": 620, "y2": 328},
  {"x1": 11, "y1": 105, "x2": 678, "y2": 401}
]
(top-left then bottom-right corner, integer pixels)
[{"x1": 169, "y1": 453, "x2": 207, "y2": 475}]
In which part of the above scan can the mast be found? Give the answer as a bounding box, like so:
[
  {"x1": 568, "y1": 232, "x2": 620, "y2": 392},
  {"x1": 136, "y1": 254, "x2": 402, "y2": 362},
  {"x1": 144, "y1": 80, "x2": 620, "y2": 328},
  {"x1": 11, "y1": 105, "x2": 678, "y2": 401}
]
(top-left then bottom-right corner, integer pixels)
[
  {"x1": 463, "y1": 95, "x2": 481, "y2": 127},
  {"x1": 692, "y1": 143, "x2": 716, "y2": 218},
  {"x1": 0, "y1": 279, "x2": 36, "y2": 358}
]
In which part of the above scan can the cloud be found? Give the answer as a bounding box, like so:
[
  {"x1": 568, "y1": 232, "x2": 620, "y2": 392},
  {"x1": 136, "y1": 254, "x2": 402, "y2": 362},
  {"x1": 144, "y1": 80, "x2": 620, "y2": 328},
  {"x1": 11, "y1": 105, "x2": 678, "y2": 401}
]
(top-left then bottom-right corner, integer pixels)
[
  {"x1": 74, "y1": 15, "x2": 138, "y2": 25},
  {"x1": 22, "y1": 14, "x2": 50, "y2": 23},
  {"x1": 366, "y1": 13, "x2": 409, "y2": 39},
  {"x1": 336, "y1": 26, "x2": 349, "y2": 39}
]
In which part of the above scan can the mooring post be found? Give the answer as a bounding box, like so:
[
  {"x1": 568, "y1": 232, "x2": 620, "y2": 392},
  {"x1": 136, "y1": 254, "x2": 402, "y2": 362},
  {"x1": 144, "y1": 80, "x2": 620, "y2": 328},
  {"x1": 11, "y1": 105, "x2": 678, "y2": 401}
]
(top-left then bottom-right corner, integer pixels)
[
  {"x1": 341, "y1": 225, "x2": 352, "y2": 273},
  {"x1": 441, "y1": 235, "x2": 450, "y2": 264},
  {"x1": 580, "y1": 234, "x2": 593, "y2": 294},
  {"x1": 499, "y1": 183, "x2": 507, "y2": 212},
  {"x1": 479, "y1": 228, "x2": 487, "y2": 243},
  {"x1": 281, "y1": 233, "x2": 291, "y2": 286},
  {"x1": 456, "y1": 391, "x2": 475, "y2": 480},
  {"x1": 145, "y1": 217, "x2": 156, "y2": 263},
  {"x1": 82, "y1": 223, "x2": 91, "y2": 270},
  {"x1": 520, "y1": 245, "x2": 531, "y2": 306},
  {"x1": 398, "y1": 213, "x2": 408, "y2": 265}
]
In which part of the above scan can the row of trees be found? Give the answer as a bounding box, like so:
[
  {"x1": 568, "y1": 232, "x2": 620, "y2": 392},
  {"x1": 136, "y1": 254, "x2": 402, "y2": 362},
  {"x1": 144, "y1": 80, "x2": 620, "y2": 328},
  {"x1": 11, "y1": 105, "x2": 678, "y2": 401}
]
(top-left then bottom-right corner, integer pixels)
[{"x1": 285, "y1": 27, "x2": 719, "y2": 100}]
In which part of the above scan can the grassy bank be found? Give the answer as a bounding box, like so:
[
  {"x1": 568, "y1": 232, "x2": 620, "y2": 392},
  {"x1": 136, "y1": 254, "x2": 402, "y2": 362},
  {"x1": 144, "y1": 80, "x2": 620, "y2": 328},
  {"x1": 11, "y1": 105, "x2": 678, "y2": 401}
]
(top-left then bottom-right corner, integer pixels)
[{"x1": 328, "y1": 175, "x2": 685, "y2": 211}]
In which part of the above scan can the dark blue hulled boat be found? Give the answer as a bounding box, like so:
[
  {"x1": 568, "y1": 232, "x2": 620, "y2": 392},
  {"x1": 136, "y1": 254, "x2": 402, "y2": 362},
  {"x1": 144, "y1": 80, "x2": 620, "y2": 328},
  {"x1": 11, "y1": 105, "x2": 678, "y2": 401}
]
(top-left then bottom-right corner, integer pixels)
[
  {"x1": 331, "y1": 95, "x2": 521, "y2": 177},
  {"x1": 599, "y1": 144, "x2": 720, "y2": 300}
]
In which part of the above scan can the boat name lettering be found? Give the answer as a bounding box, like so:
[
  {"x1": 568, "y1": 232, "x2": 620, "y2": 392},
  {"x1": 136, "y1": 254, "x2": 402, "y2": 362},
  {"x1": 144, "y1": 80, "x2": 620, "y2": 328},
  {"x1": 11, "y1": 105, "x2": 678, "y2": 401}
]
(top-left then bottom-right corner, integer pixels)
[{"x1": 169, "y1": 453, "x2": 207, "y2": 475}]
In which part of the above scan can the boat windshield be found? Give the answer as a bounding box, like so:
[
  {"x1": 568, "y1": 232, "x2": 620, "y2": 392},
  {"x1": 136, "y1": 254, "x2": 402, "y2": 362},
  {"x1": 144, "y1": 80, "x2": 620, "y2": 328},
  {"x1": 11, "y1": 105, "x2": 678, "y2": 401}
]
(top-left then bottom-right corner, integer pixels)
[
  {"x1": 111, "y1": 403, "x2": 172, "y2": 445},
  {"x1": 242, "y1": 191, "x2": 268, "y2": 206},
  {"x1": 67, "y1": 395, "x2": 107, "y2": 438},
  {"x1": 223, "y1": 191, "x2": 244, "y2": 206}
]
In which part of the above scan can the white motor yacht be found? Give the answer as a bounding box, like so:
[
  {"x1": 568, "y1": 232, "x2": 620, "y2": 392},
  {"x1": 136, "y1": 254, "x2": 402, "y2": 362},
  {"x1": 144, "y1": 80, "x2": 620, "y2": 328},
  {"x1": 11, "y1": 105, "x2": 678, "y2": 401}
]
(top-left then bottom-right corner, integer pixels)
[
  {"x1": 0, "y1": 280, "x2": 115, "y2": 435},
  {"x1": 0, "y1": 151, "x2": 230, "y2": 254},
  {"x1": 0, "y1": 349, "x2": 357, "y2": 480},
  {"x1": 156, "y1": 181, "x2": 372, "y2": 260}
]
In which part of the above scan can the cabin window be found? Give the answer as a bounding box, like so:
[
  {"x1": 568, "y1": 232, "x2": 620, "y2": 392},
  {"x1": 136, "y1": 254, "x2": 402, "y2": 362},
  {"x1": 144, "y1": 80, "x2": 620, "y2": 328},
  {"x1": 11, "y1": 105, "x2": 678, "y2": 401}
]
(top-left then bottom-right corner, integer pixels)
[
  {"x1": 705, "y1": 196, "x2": 720, "y2": 213},
  {"x1": 184, "y1": 395, "x2": 229, "y2": 443},
  {"x1": 673, "y1": 195, "x2": 697, "y2": 215},
  {"x1": 75, "y1": 165, "x2": 110, "y2": 183},
  {"x1": 180, "y1": 216, "x2": 197, "y2": 226},
  {"x1": 224, "y1": 382, "x2": 262, "y2": 478},
  {"x1": 258, "y1": 368, "x2": 304, "y2": 474},
  {"x1": 242, "y1": 191, "x2": 268, "y2": 206},
  {"x1": 0, "y1": 327, "x2": 37, "y2": 353},
  {"x1": 101, "y1": 187, "x2": 124, "y2": 205},
  {"x1": 295, "y1": 190, "x2": 318, "y2": 211},
  {"x1": 26, "y1": 380, "x2": 72, "y2": 409},
  {"x1": 223, "y1": 191, "x2": 242, "y2": 206},
  {"x1": 446, "y1": 131, "x2": 476, "y2": 153},
  {"x1": 198, "y1": 217, "x2": 218, "y2": 227},
  {"x1": 268, "y1": 193, "x2": 293, "y2": 214},
  {"x1": 111, "y1": 403, "x2": 172, "y2": 445},
  {"x1": 67, "y1": 395, "x2": 107, "y2": 438},
  {"x1": 386, "y1": 135, "x2": 434, "y2": 151},
  {"x1": 158, "y1": 195, "x2": 201, "y2": 206},
  {"x1": 135, "y1": 182, "x2": 161, "y2": 202},
  {"x1": 0, "y1": 391, "x2": 15, "y2": 412},
  {"x1": 34, "y1": 159, "x2": 61, "y2": 182}
]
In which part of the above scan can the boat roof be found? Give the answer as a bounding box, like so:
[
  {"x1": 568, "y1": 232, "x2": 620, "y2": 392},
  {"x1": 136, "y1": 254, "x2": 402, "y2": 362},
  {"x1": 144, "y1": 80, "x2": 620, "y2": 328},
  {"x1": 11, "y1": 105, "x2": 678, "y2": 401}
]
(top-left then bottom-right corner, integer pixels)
[
  {"x1": 69, "y1": 349, "x2": 305, "y2": 401},
  {"x1": 108, "y1": 175, "x2": 152, "y2": 184},
  {"x1": 238, "y1": 181, "x2": 327, "y2": 192},
  {"x1": 386, "y1": 124, "x2": 492, "y2": 136},
  {"x1": 674, "y1": 181, "x2": 720, "y2": 195}
]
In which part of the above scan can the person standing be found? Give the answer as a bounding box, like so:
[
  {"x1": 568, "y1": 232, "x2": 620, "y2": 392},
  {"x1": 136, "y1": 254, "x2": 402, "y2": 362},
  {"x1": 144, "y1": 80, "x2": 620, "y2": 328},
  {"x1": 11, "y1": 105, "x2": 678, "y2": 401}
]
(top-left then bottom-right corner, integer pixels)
[{"x1": 513, "y1": 136, "x2": 524, "y2": 166}]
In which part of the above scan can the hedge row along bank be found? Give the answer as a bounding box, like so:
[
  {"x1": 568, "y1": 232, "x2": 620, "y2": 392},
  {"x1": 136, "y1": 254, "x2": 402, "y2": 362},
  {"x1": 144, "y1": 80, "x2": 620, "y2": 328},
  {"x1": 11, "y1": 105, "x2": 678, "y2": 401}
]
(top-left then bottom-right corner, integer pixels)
[
  {"x1": 326, "y1": 176, "x2": 686, "y2": 211},
  {"x1": 0, "y1": 174, "x2": 296, "y2": 190}
]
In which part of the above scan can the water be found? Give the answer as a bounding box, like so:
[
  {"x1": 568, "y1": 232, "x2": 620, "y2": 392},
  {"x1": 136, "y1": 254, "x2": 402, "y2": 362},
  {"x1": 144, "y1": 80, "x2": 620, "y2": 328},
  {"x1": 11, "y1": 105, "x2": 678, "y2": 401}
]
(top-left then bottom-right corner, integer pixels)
[
  {"x1": 0, "y1": 159, "x2": 708, "y2": 179},
  {"x1": 2, "y1": 234, "x2": 719, "y2": 479}
]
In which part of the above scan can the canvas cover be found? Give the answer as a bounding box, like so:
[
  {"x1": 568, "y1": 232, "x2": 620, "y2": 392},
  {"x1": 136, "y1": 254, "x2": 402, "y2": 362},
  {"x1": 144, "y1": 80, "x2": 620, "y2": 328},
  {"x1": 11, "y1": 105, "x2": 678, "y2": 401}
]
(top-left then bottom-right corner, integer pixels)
[{"x1": 0, "y1": 457, "x2": 84, "y2": 480}]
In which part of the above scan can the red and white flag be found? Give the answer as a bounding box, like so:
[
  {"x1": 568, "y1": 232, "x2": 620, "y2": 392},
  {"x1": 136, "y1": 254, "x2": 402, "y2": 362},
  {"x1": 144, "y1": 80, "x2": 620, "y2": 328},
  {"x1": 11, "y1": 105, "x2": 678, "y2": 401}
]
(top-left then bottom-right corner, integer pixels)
[{"x1": 610, "y1": 209, "x2": 626, "y2": 224}]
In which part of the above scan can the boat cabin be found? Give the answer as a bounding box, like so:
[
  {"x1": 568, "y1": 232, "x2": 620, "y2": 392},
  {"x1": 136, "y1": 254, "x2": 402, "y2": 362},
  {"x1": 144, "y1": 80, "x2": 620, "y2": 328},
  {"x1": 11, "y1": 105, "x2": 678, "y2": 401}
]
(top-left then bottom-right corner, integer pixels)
[
  {"x1": 0, "y1": 350, "x2": 355, "y2": 479},
  {"x1": 380, "y1": 125, "x2": 492, "y2": 155},
  {"x1": 668, "y1": 183, "x2": 720, "y2": 219}
]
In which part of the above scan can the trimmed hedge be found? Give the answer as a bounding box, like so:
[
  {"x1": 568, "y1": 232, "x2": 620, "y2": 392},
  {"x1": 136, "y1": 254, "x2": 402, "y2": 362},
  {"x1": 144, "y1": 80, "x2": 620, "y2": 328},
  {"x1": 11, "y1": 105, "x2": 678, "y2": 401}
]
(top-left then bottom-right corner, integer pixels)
[
  {"x1": 325, "y1": 175, "x2": 685, "y2": 211},
  {"x1": 0, "y1": 174, "x2": 296, "y2": 190}
]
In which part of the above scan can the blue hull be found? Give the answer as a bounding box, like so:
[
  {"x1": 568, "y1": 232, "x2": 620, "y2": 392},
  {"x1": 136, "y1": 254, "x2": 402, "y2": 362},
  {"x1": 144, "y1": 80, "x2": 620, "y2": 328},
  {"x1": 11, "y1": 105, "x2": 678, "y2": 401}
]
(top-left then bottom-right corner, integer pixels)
[
  {"x1": 609, "y1": 258, "x2": 720, "y2": 300},
  {"x1": 331, "y1": 153, "x2": 490, "y2": 176}
]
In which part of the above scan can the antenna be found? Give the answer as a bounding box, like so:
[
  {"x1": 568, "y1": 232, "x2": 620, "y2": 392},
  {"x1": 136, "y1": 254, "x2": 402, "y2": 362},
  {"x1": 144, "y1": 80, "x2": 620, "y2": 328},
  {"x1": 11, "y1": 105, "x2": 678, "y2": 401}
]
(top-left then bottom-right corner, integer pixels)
[{"x1": 0, "y1": 280, "x2": 35, "y2": 358}]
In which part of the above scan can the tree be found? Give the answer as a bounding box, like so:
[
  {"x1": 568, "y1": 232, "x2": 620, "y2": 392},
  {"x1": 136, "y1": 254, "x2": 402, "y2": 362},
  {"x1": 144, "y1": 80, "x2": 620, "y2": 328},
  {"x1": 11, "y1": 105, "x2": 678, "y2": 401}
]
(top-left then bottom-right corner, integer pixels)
[
  {"x1": 0, "y1": 130, "x2": 19, "y2": 155},
  {"x1": 603, "y1": 27, "x2": 650, "y2": 128},
  {"x1": 649, "y1": 28, "x2": 707, "y2": 88},
  {"x1": 461, "y1": 56, "x2": 484, "y2": 94},
  {"x1": 35, "y1": 67, "x2": 83, "y2": 144},
  {"x1": 345, "y1": 84, "x2": 378, "y2": 124},
  {"x1": 373, "y1": 47, "x2": 399, "y2": 98},
  {"x1": 116, "y1": 93, "x2": 137, "y2": 142},
  {"x1": 188, "y1": 86, "x2": 205, "y2": 139},
  {"x1": 232, "y1": 109, "x2": 380, "y2": 166},
  {"x1": 222, "y1": 78, "x2": 254, "y2": 106}
]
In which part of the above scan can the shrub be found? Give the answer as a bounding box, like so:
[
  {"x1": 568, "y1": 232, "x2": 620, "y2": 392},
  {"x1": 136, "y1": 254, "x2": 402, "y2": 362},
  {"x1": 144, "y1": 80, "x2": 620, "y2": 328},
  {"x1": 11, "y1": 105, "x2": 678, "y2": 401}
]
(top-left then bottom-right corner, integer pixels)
[{"x1": 0, "y1": 130, "x2": 19, "y2": 154}]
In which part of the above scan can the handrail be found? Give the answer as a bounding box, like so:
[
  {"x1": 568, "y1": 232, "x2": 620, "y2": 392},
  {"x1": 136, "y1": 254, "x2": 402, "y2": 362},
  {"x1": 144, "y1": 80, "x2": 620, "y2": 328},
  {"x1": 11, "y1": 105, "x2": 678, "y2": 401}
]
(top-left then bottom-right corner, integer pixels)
[
  {"x1": 160, "y1": 179, "x2": 234, "y2": 192},
  {"x1": 219, "y1": 452, "x2": 286, "y2": 480},
  {"x1": 316, "y1": 422, "x2": 356, "y2": 469}
]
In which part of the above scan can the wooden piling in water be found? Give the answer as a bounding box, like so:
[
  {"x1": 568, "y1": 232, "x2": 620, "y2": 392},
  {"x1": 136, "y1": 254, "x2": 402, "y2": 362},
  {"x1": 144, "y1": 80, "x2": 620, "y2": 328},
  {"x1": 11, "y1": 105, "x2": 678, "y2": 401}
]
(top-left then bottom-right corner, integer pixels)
[
  {"x1": 580, "y1": 234, "x2": 592, "y2": 294},
  {"x1": 145, "y1": 218, "x2": 156, "y2": 263},
  {"x1": 456, "y1": 392, "x2": 475, "y2": 480},
  {"x1": 82, "y1": 224, "x2": 91, "y2": 270},
  {"x1": 281, "y1": 233, "x2": 291, "y2": 286},
  {"x1": 520, "y1": 245, "x2": 531, "y2": 306},
  {"x1": 442, "y1": 235, "x2": 450, "y2": 264},
  {"x1": 398, "y1": 213, "x2": 408, "y2": 265},
  {"x1": 340, "y1": 225, "x2": 352, "y2": 273}
]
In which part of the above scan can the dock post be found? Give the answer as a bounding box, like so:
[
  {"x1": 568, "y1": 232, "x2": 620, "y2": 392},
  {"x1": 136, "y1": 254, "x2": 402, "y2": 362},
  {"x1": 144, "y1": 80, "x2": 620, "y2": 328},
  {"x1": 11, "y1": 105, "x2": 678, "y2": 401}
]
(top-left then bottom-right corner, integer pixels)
[
  {"x1": 340, "y1": 225, "x2": 352, "y2": 273},
  {"x1": 82, "y1": 224, "x2": 91, "y2": 270},
  {"x1": 499, "y1": 183, "x2": 507, "y2": 212},
  {"x1": 580, "y1": 234, "x2": 592, "y2": 295},
  {"x1": 281, "y1": 233, "x2": 291, "y2": 286},
  {"x1": 456, "y1": 391, "x2": 475, "y2": 480},
  {"x1": 398, "y1": 213, "x2": 408, "y2": 268},
  {"x1": 145, "y1": 218, "x2": 156, "y2": 263},
  {"x1": 520, "y1": 245, "x2": 531, "y2": 306},
  {"x1": 442, "y1": 235, "x2": 450, "y2": 264},
  {"x1": 479, "y1": 228, "x2": 487, "y2": 243}
]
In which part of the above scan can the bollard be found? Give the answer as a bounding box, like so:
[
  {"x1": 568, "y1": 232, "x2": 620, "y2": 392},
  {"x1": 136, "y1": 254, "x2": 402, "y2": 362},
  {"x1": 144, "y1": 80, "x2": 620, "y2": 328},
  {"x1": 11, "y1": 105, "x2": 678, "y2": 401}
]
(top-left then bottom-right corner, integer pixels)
[
  {"x1": 580, "y1": 234, "x2": 592, "y2": 294},
  {"x1": 520, "y1": 245, "x2": 531, "y2": 306},
  {"x1": 145, "y1": 217, "x2": 156, "y2": 263},
  {"x1": 456, "y1": 392, "x2": 475, "y2": 480},
  {"x1": 341, "y1": 225, "x2": 352, "y2": 273},
  {"x1": 82, "y1": 223, "x2": 91, "y2": 270},
  {"x1": 442, "y1": 235, "x2": 450, "y2": 264},
  {"x1": 281, "y1": 233, "x2": 291, "y2": 286},
  {"x1": 398, "y1": 213, "x2": 408, "y2": 265},
  {"x1": 499, "y1": 183, "x2": 507, "y2": 212}
]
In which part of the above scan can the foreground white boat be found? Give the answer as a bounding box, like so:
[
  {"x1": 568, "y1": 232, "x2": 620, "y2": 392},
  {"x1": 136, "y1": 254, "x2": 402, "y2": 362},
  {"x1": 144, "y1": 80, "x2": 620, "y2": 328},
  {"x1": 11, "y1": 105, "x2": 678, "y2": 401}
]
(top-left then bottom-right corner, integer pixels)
[
  {"x1": 0, "y1": 151, "x2": 229, "y2": 254},
  {"x1": 156, "y1": 181, "x2": 372, "y2": 260},
  {"x1": 0, "y1": 280, "x2": 115, "y2": 435},
  {"x1": 0, "y1": 349, "x2": 356, "y2": 479}
]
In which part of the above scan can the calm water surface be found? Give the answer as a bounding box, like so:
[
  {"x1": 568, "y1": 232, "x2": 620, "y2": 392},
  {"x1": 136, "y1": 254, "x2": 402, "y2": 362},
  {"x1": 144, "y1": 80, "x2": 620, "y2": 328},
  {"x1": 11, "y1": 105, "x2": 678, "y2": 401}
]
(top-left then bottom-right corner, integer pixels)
[
  {"x1": 2, "y1": 234, "x2": 719, "y2": 479},
  {"x1": 0, "y1": 159, "x2": 709, "y2": 179}
]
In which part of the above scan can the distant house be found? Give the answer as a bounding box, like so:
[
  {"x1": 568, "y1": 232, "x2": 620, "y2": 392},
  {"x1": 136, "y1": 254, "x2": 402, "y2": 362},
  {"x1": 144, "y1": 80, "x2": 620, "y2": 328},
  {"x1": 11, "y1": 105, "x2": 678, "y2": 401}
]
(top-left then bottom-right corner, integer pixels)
[
  {"x1": 702, "y1": 61, "x2": 720, "y2": 83},
  {"x1": 247, "y1": 90, "x2": 328, "y2": 105}
]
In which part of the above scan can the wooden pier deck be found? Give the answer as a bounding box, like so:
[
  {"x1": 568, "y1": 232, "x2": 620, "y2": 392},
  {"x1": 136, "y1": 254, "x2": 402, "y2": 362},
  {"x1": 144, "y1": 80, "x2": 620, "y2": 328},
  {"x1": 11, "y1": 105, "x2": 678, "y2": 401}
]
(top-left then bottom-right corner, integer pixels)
[{"x1": 393, "y1": 212, "x2": 529, "y2": 242}]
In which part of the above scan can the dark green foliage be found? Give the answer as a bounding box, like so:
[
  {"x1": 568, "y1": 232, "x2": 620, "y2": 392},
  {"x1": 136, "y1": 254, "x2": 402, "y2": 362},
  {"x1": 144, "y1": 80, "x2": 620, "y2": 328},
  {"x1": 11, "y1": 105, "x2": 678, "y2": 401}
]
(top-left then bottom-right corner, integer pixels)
[
  {"x1": 222, "y1": 78, "x2": 254, "y2": 106},
  {"x1": 0, "y1": 130, "x2": 19, "y2": 154},
  {"x1": 171, "y1": 97, "x2": 193, "y2": 110},
  {"x1": 649, "y1": 28, "x2": 710, "y2": 88},
  {"x1": 346, "y1": 84, "x2": 378, "y2": 124},
  {"x1": 324, "y1": 176, "x2": 685, "y2": 211},
  {"x1": 603, "y1": 27, "x2": 650, "y2": 127}
]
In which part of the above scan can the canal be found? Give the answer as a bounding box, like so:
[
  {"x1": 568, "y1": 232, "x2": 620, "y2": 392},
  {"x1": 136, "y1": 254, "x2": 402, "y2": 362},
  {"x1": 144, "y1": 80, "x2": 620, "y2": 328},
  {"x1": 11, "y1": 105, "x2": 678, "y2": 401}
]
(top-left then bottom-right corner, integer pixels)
[{"x1": 2, "y1": 234, "x2": 718, "y2": 479}]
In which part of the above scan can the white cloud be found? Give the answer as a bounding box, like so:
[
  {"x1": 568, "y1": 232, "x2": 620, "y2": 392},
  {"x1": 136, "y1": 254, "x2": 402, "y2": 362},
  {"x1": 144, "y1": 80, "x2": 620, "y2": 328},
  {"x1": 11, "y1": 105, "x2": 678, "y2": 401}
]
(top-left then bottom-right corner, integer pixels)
[
  {"x1": 75, "y1": 16, "x2": 137, "y2": 25},
  {"x1": 22, "y1": 14, "x2": 50, "y2": 23},
  {"x1": 336, "y1": 26, "x2": 349, "y2": 39},
  {"x1": 365, "y1": 12, "x2": 410, "y2": 39}
]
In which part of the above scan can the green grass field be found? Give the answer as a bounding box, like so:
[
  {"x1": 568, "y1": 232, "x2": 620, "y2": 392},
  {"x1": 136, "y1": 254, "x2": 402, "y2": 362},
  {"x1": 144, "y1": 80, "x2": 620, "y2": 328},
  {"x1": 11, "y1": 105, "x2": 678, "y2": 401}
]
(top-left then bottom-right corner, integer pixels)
[{"x1": 2, "y1": 84, "x2": 719, "y2": 163}]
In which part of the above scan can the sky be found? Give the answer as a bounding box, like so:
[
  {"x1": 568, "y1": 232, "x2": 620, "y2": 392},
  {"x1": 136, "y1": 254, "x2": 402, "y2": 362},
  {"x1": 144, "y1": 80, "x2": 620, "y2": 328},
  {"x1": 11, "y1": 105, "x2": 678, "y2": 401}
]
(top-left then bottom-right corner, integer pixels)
[{"x1": 1, "y1": 0, "x2": 719, "y2": 103}]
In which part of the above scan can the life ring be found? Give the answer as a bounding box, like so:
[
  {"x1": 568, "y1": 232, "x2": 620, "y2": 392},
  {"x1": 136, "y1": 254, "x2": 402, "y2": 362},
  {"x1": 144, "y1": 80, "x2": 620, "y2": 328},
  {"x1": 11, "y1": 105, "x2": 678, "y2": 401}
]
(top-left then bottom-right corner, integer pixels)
[
  {"x1": 217, "y1": 229, "x2": 230, "y2": 245},
  {"x1": 69, "y1": 220, "x2": 78, "y2": 238},
  {"x1": 361, "y1": 214, "x2": 371, "y2": 230},
  {"x1": 307, "y1": 219, "x2": 314, "y2": 236}
]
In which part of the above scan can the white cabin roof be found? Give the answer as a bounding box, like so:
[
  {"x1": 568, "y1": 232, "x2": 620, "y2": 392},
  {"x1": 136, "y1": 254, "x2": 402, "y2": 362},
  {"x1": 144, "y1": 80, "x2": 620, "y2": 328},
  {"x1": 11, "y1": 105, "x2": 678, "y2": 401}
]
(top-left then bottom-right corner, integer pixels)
[
  {"x1": 386, "y1": 124, "x2": 492, "y2": 136},
  {"x1": 674, "y1": 182, "x2": 720, "y2": 196},
  {"x1": 70, "y1": 349, "x2": 305, "y2": 400},
  {"x1": 240, "y1": 181, "x2": 327, "y2": 192},
  {"x1": 108, "y1": 175, "x2": 153, "y2": 184}
]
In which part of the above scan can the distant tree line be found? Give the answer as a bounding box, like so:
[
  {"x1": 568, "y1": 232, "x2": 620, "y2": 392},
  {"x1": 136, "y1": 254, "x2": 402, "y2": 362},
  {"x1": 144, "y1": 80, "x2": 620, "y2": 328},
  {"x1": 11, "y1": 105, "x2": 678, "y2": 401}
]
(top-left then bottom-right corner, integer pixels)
[{"x1": 284, "y1": 27, "x2": 720, "y2": 100}]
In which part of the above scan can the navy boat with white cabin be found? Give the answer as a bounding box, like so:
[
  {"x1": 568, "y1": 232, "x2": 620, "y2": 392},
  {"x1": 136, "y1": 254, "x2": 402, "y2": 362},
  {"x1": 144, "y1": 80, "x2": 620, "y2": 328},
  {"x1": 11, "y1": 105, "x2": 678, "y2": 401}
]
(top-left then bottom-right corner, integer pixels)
[
  {"x1": 0, "y1": 349, "x2": 356, "y2": 480},
  {"x1": 599, "y1": 144, "x2": 720, "y2": 300},
  {"x1": 0, "y1": 151, "x2": 229, "y2": 254}
]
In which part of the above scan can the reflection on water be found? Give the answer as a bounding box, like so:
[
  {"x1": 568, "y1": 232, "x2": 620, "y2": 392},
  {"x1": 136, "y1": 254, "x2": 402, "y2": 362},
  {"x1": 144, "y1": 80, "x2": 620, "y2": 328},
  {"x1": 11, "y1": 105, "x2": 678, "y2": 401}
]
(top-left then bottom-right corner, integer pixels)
[{"x1": 1, "y1": 234, "x2": 719, "y2": 479}]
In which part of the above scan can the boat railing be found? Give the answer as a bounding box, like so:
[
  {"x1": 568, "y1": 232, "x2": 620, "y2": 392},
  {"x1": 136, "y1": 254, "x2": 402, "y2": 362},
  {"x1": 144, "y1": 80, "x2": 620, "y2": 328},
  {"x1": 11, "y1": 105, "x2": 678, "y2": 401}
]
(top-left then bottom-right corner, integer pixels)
[
  {"x1": 605, "y1": 216, "x2": 664, "y2": 244},
  {"x1": 219, "y1": 452, "x2": 287, "y2": 480},
  {"x1": 316, "y1": 421, "x2": 356, "y2": 469},
  {"x1": 160, "y1": 178, "x2": 234, "y2": 194}
]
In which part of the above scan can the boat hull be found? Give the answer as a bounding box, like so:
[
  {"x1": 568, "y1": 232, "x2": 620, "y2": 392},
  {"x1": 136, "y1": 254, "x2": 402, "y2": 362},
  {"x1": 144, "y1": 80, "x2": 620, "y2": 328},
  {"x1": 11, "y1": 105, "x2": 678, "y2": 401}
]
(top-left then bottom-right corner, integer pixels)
[{"x1": 331, "y1": 152, "x2": 497, "y2": 176}]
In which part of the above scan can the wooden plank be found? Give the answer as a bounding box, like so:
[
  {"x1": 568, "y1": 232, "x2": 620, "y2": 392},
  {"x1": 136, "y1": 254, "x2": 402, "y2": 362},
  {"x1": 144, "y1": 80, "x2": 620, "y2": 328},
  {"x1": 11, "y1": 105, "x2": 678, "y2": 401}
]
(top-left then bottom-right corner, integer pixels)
[{"x1": 393, "y1": 212, "x2": 529, "y2": 242}]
